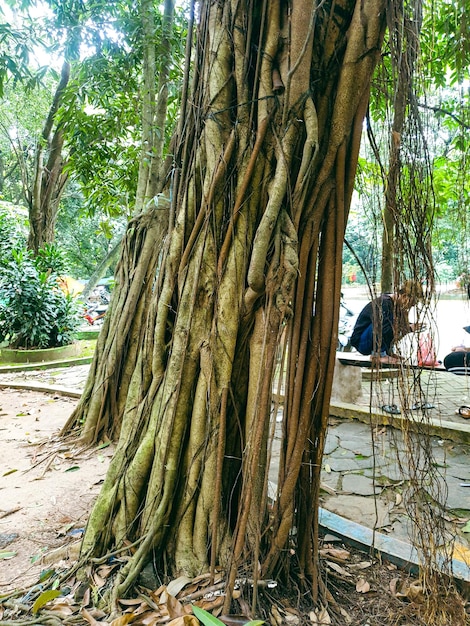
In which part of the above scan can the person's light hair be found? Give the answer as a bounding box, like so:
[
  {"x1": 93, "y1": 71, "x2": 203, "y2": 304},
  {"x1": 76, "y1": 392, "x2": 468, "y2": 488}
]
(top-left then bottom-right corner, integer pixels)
[{"x1": 398, "y1": 279, "x2": 424, "y2": 302}]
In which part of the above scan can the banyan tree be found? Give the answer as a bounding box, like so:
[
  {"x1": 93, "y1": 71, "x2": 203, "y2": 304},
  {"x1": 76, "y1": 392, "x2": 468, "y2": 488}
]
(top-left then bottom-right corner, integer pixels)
[{"x1": 63, "y1": 0, "x2": 412, "y2": 610}]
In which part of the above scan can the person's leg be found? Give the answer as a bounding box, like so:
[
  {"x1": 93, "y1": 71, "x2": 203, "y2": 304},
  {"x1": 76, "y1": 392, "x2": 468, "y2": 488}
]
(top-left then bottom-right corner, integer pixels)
[
  {"x1": 443, "y1": 351, "x2": 470, "y2": 375},
  {"x1": 357, "y1": 323, "x2": 374, "y2": 355}
]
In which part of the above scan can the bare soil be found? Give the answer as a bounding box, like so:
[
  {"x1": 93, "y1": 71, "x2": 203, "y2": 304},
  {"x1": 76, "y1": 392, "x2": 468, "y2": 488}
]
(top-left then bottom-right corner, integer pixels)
[{"x1": 0, "y1": 388, "x2": 113, "y2": 594}]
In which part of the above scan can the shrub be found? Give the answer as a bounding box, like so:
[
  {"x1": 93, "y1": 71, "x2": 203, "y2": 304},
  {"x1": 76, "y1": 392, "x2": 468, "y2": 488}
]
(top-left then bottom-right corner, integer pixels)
[
  {"x1": 0, "y1": 246, "x2": 80, "y2": 349},
  {"x1": 0, "y1": 208, "x2": 26, "y2": 268}
]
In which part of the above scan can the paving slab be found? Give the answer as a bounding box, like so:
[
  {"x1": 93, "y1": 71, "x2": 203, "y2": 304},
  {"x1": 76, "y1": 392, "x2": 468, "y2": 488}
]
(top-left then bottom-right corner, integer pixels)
[
  {"x1": 341, "y1": 473, "x2": 381, "y2": 496},
  {"x1": 320, "y1": 494, "x2": 391, "y2": 529}
]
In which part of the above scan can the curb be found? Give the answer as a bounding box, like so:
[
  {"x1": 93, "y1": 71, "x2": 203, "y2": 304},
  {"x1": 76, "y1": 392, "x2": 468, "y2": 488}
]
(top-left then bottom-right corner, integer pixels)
[
  {"x1": 0, "y1": 381, "x2": 82, "y2": 398},
  {"x1": 0, "y1": 356, "x2": 93, "y2": 373},
  {"x1": 319, "y1": 508, "x2": 470, "y2": 583},
  {"x1": 329, "y1": 401, "x2": 470, "y2": 445}
]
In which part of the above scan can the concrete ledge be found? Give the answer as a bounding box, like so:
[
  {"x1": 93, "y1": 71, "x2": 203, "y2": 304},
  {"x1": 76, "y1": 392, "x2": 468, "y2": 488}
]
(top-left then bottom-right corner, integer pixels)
[
  {"x1": 361, "y1": 367, "x2": 402, "y2": 380},
  {"x1": 0, "y1": 344, "x2": 82, "y2": 364},
  {"x1": 336, "y1": 351, "x2": 447, "y2": 372},
  {"x1": 329, "y1": 401, "x2": 470, "y2": 445},
  {"x1": 319, "y1": 507, "x2": 470, "y2": 582},
  {"x1": 0, "y1": 381, "x2": 81, "y2": 399},
  {"x1": 0, "y1": 356, "x2": 93, "y2": 373}
]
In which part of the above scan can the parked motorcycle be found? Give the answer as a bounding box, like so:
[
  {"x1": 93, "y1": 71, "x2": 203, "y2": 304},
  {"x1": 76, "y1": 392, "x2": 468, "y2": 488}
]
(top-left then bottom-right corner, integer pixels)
[
  {"x1": 83, "y1": 302, "x2": 108, "y2": 325},
  {"x1": 337, "y1": 294, "x2": 356, "y2": 351},
  {"x1": 83, "y1": 285, "x2": 110, "y2": 326}
]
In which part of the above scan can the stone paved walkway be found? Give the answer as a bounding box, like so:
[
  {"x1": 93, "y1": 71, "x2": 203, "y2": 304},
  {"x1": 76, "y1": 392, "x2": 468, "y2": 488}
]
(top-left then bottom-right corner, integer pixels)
[{"x1": 324, "y1": 365, "x2": 470, "y2": 576}]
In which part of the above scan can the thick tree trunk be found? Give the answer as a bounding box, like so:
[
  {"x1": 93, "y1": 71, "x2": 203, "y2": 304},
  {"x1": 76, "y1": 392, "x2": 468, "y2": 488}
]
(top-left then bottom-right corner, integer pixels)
[{"x1": 70, "y1": 0, "x2": 387, "y2": 605}]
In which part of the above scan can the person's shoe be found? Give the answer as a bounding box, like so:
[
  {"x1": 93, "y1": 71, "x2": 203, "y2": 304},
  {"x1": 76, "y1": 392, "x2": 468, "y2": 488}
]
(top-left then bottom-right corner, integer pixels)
[{"x1": 381, "y1": 404, "x2": 401, "y2": 414}]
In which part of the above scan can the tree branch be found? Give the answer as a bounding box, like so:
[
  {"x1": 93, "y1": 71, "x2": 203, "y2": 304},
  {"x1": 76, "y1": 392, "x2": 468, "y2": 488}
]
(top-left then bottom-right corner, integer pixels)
[{"x1": 418, "y1": 102, "x2": 470, "y2": 130}]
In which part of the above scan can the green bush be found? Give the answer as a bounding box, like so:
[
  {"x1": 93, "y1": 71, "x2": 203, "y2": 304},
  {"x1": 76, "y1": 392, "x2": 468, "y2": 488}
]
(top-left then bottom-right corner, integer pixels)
[
  {"x1": 0, "y1": 208, "x2": 26, "y2": 268},
  {"x1": 0, "y1": 246, "x2": 80, "y2": 349}
]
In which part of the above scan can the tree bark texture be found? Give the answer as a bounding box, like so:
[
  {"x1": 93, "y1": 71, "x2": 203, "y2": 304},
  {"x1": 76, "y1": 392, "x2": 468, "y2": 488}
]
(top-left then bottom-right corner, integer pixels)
[
  {"x1": 134, "y1": 0, "x2": 174, "y2": 214},
  {"x1": 380, "y1": 1, "x2": 422, "y2": 292},
  {"x1": 27, "y1": 61, "x2": 70, "y2": 254},
  {"x1": 72, "y1": 0, "x2": 388, "y2": 603}
]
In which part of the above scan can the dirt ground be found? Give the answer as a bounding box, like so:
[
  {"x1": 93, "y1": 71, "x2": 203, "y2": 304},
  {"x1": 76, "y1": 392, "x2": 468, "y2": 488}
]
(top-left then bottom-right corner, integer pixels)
[{"x1": 0, "y1": 388, "x2": 114, "y2": 594}]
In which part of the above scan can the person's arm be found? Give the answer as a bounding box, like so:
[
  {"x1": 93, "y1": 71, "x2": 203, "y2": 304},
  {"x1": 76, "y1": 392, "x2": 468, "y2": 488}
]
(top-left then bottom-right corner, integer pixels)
[{"x1": 392, "y1": 301, "x2": 414, "y2": 340}]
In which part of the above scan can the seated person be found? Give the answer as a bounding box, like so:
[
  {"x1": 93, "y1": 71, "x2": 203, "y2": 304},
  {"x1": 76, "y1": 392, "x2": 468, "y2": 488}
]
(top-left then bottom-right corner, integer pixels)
[
  {"x1": 350, "y1": 280, "x2": 424, "y2": 364},
  {"x1": 443, "y1": 326, "x2": 470, "y2": 375}
]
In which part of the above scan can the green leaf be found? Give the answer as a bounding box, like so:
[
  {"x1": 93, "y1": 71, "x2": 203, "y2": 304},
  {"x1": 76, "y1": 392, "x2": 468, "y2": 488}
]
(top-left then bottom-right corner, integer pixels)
[
  {"x1": 192, "y1": 605, "x2": 226, "y2": 626},
  {"x1": 462, "y1": 521, "x2": 470, "y2": 533},
  {"x1": 32, "y1": 590, "x2": 61, "y2": 614},
  {"x1": 64, "y1": 466, "x2": 80, "y2": 472},
  {"x1": 0, "y1": 551, "x2": 17, "y2": 559},
  {"x1": 31, "y1": 549, "x2": 47, "y2": 564},
  {"x1": 3, "y1": 468, "x2": 18, "y2": 476},
  {"x1": 39, "y1": 568, "x2": 55, "y2": 582}
]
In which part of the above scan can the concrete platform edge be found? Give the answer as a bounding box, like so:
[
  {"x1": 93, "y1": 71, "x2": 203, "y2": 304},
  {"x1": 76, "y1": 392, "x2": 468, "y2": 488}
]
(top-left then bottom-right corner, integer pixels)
[
  {"x1": 0, "y1": 381, "x2": 82, "y2": 398},
  {"x1": 329, "y1": 401, "x2": 470, "y2": 445},
  {"x1": 319, "y1": 508, "x2": 470, "y2": 582},
  {"x1": 0, "y1": 356, "x2": 93, "y2": 373}
]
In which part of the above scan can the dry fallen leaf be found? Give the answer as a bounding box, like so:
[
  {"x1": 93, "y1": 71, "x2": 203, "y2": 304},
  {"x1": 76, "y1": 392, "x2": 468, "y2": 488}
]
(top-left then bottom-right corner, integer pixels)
[
  {"x1": 159, "y1": 590, "x2": 187, "y2": 619},
  {"x1": 81, "y1": 607, "x2": 103, "y2": 626},
  {"x1": 355, "y1": 578, "x2": 370, "y2": 593},
  {"x1": 338, "y1": 607, "x2": 352, "y2": 624},
  {"x1": 390, "y1": 577, "x2": 400, "y2": 596},
  {"x1": 167, "y1": 576, "x2": 193, "y2": 597},
  {"x1": 325, "y1": 560, "x2": 351, "y2": 577},
  {"x1": 109, "y1": 614, "x2": 135, "y2": 626},
  {"x1": 319, "y1": 547, "x2": 350, "y2": 561},
  {"x1": 404, "y1": 580, "x2": 425, "y2": 603},
  {"x1": 137, "y1": 610, "x2": 161, "y2": 625},
  {"x1": 118, "y1": 598, "x2": 144, "y2": 607},
  {"x1": 271, "y1": 605, "x2": 283, "y2": 626},
  {"x1": 349, "y1": 560, "x2": 372, "y2": 570},
  {"x1": 165, "y1": 616, "x2": 199, "y2": 626},
  {"x1": 196, "y1": 596, "x2": 225, "y2": 612},
  {"x1": 314, "y1": 607, "x2": 332, "y2": 624}
]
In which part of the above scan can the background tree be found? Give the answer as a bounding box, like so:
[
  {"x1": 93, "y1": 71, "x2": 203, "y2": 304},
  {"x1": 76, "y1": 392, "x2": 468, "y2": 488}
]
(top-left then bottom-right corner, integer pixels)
[
  {"x1": 341, "y1": 0, "x2": 470, "y2": 291},
  {"x1": 27, "y1": 59, "x2": 71, "y2": 253},
  {"x1": 75, "y1": 0, "x2": 182, "y2": 299},
  {"x1": 0, "y1": 13, "x2": 38, "y2": 95},
  {"x1": 379, "y1": 0, "x2": 422, "y2": 293},
  {"x1": 1, "y1": 0, "x2": 184, "y2": 275}
]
